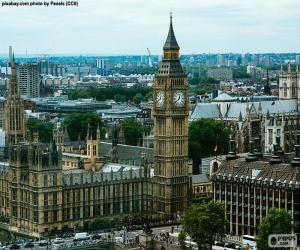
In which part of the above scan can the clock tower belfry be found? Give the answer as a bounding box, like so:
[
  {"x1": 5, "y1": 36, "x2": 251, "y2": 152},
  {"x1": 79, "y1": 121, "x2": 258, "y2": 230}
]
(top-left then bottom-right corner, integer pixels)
[{"x1": 152, "y1": 15, "x2": 190, "y2": 220}]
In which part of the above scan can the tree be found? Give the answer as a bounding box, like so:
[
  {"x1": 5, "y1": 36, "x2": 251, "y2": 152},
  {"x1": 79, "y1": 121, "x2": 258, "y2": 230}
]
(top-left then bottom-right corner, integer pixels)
[
  {"x1": 133, "y1": 93, "x2": 143, "y2": 105},
  {"x1": 188, "y1": 119, "x2": 230, "y2": 174},
  {"x1": 183, "y1": 201, "x2": 227, "y2": 250},
  {"x1": 114, "y1": 94, "x2": 126, "y2": 103},
  {"x1": 62, "y1": 113, "x2": 105, "y2": 141},
  {"x1": 90, "y1": 216, "x2": 122, "y2": 231},
  {"x1": 121, "y1": 118, "x2": 144, "y2": 146},
  {"x1": 256, "y1": 208, "x2": 293, "y2": 250},
  {"x1": 27, "y1": 118, "x2": 53, "y2": 143},
  {"x1": 178, "y1": 231, "x2": 187, "y2": 250}
]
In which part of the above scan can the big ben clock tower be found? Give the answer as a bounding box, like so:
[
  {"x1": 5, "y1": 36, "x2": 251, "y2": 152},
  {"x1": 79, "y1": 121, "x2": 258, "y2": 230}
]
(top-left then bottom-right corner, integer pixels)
[{"x1": 153, "y1": 14, "x2": 190, "y2": 220}]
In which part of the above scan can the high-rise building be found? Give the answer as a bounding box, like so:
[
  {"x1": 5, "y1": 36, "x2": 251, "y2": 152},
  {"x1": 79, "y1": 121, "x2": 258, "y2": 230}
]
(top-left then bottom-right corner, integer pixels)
[
  {"x1": 18, "y1": 63, "x2": 40, "y2": 98},
  {"x1": 152, "y1": 15, "x2": 191, "y2": 220},
  {"x1": 296, "y1": 55, "x2": 300, "y2": 65},
  {"x1": 96, "y1": 58, "x2": 112, "y2": 76},
  {"x1": 4, "y1": 55, "x2": 26, "y2": 145},
  {"x1": 217, "y1": 54, "x2": 225, "y2": 66}
]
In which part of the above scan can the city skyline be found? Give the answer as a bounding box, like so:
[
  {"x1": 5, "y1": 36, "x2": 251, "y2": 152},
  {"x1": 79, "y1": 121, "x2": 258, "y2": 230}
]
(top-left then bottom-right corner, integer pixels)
[{"x1": 0, "y1": 0, "x2": 300, "y2": 55}]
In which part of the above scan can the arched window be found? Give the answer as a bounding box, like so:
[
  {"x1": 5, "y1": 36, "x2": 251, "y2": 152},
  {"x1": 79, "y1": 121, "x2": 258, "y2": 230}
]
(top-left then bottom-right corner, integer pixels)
[
  {"x1": 283, "y1": 82, "x2": 287, "y2": 97},
  {"x1": 292, "y1": 82, "x2": 296, "y2": 98}
]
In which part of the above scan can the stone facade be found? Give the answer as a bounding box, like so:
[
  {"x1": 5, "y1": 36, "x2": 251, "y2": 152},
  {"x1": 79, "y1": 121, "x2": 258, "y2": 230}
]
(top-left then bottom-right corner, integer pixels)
[
  {"x1": 152, "y1": 15, "x2": 192, "y2": 220},
  {"x1": 0, "y1": 19, "x2": 191, "y2": 237},
  {"x1": 211, "y1": 137, "x2": 300, "y2": 236}
]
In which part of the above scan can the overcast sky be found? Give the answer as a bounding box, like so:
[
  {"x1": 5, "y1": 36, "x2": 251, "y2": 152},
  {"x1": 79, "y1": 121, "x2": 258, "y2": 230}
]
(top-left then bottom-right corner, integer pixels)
[{"x1": 0, "y1": 0, "x2": 299, "y2": 55}]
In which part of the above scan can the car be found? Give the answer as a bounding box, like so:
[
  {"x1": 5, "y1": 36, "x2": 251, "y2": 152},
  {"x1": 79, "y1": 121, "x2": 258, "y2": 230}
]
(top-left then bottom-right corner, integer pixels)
[
  {"x1": 38, "y1": 240, "x2": 48, "y2": 246},
  {"x1": 53, "y1": 238, "x2": 64, "y2": 244},
  {"x1": 24, "y1": 242, "x2": 35, "y2": 248},
  {"x1": 214, "y1": 240, "x2": 225, "y2": 247},
  {"x1": 91, "y1": 234, "x2": 102, "y2": 240},
  {"x1": 10, "y1": 244, "x2": 20, "y2": 249},
  {"x1": 224, "y1": 242, "x2": 236, "y2": 249}
]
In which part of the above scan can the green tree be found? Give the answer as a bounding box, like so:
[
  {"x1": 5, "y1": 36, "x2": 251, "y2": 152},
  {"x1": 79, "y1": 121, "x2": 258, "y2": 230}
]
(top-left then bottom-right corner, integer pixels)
[
  {"x1": 114, "y1": 94, "x2": 126, "y2": 103},
  {"x1": 189, "y1": 119, "x2": 230, "y2": 174},
  {"x1": 62, "y1": 113, "x2": 105, "y2": 141},
  {"x1": 178, "y1": 231, "x2": 187, "y2": 250},
  {"x1": 133, "y1": 93, "x2": 143, "y2": 105},
  {"x1": 27, "y1": 118, "x2": 53, "y2": 143},
  {"x1": 121, "y1": 118, "x2": 144, "y2": 146},
  {"x1": 90, "y1": 217, "x2": 111, "y2": 231},
  {"x1": 256, "y1": 208, "x2": 293, "y2": 250},
  {"x1": 183, "y1": 201, "x2": 227, "y2": 250}
]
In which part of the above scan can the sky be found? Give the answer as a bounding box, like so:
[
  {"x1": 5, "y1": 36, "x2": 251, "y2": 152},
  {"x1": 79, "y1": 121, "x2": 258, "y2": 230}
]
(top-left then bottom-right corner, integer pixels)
[{"x1": 0, "y1": 0, "x2": 300, "y2": 55}]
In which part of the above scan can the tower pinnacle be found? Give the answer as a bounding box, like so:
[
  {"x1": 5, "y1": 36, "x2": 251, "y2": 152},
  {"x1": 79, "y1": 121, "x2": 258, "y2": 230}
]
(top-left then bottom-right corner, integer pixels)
[{"x1": 163, "y1": 13, "x2": 179, "y2": 51}]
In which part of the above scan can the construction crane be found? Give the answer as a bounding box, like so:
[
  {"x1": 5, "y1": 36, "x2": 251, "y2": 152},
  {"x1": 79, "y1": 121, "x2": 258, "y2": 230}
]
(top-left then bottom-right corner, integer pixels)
[{"x1": 147, "y1": 48, "x2": 153, "y2": 67}]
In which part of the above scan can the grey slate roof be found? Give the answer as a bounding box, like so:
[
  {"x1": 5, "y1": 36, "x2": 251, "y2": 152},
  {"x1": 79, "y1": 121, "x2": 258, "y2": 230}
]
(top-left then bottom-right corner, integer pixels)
[
  {"x1": 192, "y1": 174, "x2": 210, "y2": 184},
  {"x1": 191, "y1": 103, "x2": 221, "y2": 119},
  {"x1": 213, "y1": 93, "x2": 237, "y2": 102},
  {"x1": 100, "y1": 142, "x2": 153, "y2": 162},
  {"x1": 213, "y1": 157, "x2": 300, "y2": 185},
  {"x1": 163, "y1": 18, "x2": 179, "y2": 50},
  {"x1": 225, "y1": 99, "x2": 297, "y2": 119}
]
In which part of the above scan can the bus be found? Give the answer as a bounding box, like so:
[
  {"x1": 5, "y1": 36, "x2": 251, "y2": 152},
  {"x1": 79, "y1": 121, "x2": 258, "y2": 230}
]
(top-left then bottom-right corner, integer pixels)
[{"x1": 242, "y1": 235, "x2": 256, "y2": 250}]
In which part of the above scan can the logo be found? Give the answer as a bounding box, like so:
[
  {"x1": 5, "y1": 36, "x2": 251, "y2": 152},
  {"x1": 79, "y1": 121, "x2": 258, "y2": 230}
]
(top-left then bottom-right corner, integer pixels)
[{"x1": 268, "y1": 234, "x2": 297, "y2": 248}]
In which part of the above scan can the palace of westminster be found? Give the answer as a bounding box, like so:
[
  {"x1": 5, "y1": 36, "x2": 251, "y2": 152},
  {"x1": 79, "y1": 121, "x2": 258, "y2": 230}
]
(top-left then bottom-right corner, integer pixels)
[{"x1": 0, "y1": 17, "x2": 300, "y2": 238}]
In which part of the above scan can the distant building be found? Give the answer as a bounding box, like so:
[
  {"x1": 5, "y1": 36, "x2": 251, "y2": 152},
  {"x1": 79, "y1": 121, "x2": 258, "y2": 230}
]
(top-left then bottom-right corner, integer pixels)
[
  {"x1": 18, "y1": 63, "x2": 40, "y2": 98},
  {"x1": 96, "y1": 58, "x2": 113, "y2": 76},
  {"x1": 279, "y1": 63, "x2": 299, "y2": 100},
  {"x1": 296, "y1": 55, "x2": 300, "y2": 65},
  {"x1": 207, "y1": 68, "x2": 233, "y2": 80}
]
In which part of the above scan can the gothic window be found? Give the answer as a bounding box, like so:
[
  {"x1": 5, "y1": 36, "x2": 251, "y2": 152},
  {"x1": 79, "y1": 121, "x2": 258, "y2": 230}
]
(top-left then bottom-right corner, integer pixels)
[
  {"x1": 292, "y1": 83, "x2": 297, "y2": 97},
  {"x1": 44, "y1": 193, "x2": 48, "y2": 206},
  {"x1": 53, "y1": 174, "x2": 57, "y2": 186},
  {"x1": 268, "y1": 129, "x2": 273, "y2": 145},
  {"x1": 283, "y1": 82, "x2": 287, "y2": 97},
  {"x1": 93, "y1": 145, "x2": 97, "y2": 156},
  {"x1": 44, "y1": 175, "x2": 48, "y2": 187}
]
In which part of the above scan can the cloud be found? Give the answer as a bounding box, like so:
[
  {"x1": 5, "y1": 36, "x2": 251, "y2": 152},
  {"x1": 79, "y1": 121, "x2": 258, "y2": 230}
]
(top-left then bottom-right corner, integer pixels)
[{"x1": 0, "y1": 0, "x2": 299, "y2": 54}]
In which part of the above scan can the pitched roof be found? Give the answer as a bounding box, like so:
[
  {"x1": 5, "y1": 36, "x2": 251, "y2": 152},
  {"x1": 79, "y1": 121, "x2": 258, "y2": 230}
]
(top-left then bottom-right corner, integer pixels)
[
  {"x1": 213, "y1": 93, "x2": 237, "y2": 102},
  {"x1": 213, "y1": 158, "x2": 300, "y2": 184},
  {"x1": 191, "y1": 103, "x2": 221, "y2": 119},
  {"x1": 100, "y1": 142, "x2": 153, "y2": 162},
  {"x1": 163, "y1": 17, "x2": 179, "y2": 50},
  {"x1": 192, "y1": 174, "x2": 210, "y2": 184},
  {"x1": 225, "y1": 99, "x2": 297, "y2": 119}
]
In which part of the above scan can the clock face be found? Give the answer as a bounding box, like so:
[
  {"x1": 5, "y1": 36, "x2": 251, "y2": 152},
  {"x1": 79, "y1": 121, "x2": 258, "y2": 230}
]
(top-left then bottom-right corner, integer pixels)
[
  {"x1": 173, "y1": 90, "x2": 185, "y2": 107},
  {"x1": 155, "y1": 90, "x2": 165, "y2": 107}
]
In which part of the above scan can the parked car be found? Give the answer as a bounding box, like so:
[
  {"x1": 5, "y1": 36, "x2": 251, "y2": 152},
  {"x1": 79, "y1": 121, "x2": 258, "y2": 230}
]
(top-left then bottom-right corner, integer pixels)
[
  {"x1": 38, "y1": 240, "x2": 48, "y2": 246},
  {"x1": 225, "y1": 242, "x2": 236, "y2": 249},
  {"x1": 214, "y1": 240, "x2": 225, "y2": 246},
  {"x1": 10, "y1": 244, "x2": 20, "y2": 249},
  {"x1": 24, "y1": 242, "x2": 35, "y2": 248},
  {"x1": 53, "y1": 238, "x2": 64, "y2": 244}
]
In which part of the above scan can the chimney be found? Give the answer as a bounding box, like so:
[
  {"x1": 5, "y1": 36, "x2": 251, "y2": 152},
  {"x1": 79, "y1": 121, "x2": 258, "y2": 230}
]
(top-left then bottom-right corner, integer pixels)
[
  {"x1": 246, "y1": 140, "x2": 257, "y2": 162},
  {"x1": 291, "y1": 133, "x2": 300, "y2": 166},
  {"x1": 226, "y1": 135, "x2": 238, "y2": 160}
]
